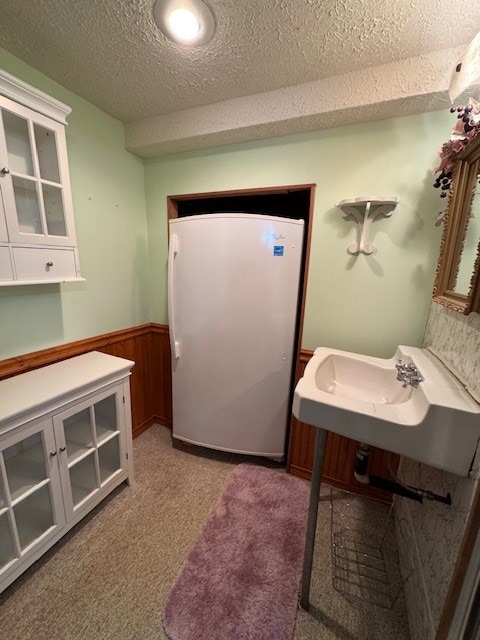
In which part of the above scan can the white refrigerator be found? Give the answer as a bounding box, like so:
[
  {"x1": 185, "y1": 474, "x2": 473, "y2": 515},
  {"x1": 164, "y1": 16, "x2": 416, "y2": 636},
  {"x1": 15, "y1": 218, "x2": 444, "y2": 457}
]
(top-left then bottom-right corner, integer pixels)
[{"x1": 168, "y1": 213, "x2": 304, "y2": 458}]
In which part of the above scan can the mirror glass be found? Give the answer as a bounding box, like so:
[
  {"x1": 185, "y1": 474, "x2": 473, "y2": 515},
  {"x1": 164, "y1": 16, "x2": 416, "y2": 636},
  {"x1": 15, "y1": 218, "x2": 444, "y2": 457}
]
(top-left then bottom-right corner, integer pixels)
[
  {"x1": 433, "y1": 133, "x2": 480, "y2": 314},
  {"x1": 451, "y1": 174, "x2": 480, "y2": 295}
]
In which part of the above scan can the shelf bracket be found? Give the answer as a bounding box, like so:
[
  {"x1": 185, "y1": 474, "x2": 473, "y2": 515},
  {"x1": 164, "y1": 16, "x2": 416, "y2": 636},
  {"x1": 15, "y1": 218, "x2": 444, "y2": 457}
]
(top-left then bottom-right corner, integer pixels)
[{"x1": 336, "y1": 196, "x2": 399, "y2": 255}]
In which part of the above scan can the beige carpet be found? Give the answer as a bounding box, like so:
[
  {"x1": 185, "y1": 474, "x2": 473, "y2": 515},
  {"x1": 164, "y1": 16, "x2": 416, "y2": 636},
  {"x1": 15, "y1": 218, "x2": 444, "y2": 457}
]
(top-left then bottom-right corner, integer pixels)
[{"x1": 0, "y1": 425, "x2": 411, "y2": 640}]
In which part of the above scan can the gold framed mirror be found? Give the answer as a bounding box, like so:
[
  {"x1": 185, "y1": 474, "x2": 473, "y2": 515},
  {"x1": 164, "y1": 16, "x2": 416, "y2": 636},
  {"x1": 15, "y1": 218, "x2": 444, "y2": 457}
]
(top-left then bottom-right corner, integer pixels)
[{"x1": 433, "y1": 133, "x2": 480, "y2": 314}]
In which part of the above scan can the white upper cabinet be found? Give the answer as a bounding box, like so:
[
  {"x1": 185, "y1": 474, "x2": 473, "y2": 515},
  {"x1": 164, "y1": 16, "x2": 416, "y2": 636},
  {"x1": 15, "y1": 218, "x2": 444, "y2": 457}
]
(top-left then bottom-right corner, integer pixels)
[
  {"x1": 0, "y1": 69, "x2": 82, "y2": 285},
  {"x1": 0, "y1": 187, "x2": 8, "y2": 243},
  {"x1": 0, "y1": 99, "x2": 74, "y2": 245}
]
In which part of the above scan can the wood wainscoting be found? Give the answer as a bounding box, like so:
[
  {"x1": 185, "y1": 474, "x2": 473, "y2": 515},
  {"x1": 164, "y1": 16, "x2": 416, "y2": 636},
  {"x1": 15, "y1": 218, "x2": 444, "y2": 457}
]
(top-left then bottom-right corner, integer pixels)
[
  {"x1": 287, "y1": 349, "x2": 399, "y2": 503},
  {"x1": 1, "y1": 327, "x2": 395, "y2": 501},
  {"x1": 0, "y1": 324, "x2": 172, "y2": 439}
]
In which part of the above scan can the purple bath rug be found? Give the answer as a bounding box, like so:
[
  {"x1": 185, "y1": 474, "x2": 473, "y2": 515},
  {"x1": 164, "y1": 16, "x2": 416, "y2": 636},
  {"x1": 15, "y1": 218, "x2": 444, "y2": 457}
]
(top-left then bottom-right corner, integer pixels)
[{"x1": 162, "y1": 463, "x2": 310, "y2": 640}]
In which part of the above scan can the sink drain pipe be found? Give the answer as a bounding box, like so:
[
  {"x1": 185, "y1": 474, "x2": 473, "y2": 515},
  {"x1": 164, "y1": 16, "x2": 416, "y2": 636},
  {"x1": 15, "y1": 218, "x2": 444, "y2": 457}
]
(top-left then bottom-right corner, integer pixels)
[{"x1": 354, "y1": 443, "x2": 452, "y2": 505}]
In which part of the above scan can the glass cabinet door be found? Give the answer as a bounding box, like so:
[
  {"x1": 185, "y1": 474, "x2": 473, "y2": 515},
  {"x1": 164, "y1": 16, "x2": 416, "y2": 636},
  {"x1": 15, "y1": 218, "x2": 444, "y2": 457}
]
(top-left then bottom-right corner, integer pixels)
[
  {"x1": 0, "y1": 421, "x2": 64, "y2": 577},
  {"x1": 0, "y1": 96, "x2": 74, "y2": 246},
  {"x1": 0, "y1": 188, "x2": 8, "y2": 242},
  {"x1": 54, "y1": 387, "x2": 125, "y2": 519}
]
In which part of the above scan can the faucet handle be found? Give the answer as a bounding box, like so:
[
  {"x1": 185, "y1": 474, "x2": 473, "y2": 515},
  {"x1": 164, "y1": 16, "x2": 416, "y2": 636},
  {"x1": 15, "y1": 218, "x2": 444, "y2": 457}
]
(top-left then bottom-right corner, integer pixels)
[
  {"x1": 410, "y1": 373, "x2": 424, "y2": 388},
  {"x1": 395, "y1": 359, "x2": 403, "y2": 370}
]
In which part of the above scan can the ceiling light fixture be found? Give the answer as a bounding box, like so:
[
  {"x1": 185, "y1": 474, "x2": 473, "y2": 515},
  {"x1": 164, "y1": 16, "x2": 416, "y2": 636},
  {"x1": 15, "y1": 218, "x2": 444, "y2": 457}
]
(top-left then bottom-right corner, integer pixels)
[{"x1": 153, "y1": 0, "x2": 215, "y2": 47}]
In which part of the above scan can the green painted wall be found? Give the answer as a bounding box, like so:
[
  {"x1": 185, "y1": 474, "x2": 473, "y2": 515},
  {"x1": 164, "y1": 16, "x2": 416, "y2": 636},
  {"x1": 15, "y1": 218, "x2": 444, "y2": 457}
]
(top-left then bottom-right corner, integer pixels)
[
  {"x1": 0, "y1": 45, "x2": 454, "y2": 362},
  {"x1": 0, "y1": 49, "x2": 151, "y2": 359},
  {"x1": 145, "y1": 111, "x2": 450, "y2": 357}
]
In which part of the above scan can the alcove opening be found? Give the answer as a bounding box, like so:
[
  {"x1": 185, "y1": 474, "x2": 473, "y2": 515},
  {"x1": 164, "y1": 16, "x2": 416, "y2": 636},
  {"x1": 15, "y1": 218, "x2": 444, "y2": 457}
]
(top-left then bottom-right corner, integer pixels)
[{"x1": 167, "y1": 184, "x2": 316, "y2": 459}]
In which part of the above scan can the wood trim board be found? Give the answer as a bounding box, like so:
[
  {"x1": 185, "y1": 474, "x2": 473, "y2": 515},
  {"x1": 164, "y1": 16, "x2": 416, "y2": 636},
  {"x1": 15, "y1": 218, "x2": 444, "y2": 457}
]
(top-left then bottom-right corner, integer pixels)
[{"x1": 0, "y1": 323, "x2": 171, "y2": 439}]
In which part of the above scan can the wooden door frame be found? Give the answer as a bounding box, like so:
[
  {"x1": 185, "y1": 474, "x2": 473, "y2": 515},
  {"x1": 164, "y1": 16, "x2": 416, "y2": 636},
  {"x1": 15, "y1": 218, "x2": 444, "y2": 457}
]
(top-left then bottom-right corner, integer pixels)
[{"x1": 167, "y1": 183, "x2": 315, "y2": 387}]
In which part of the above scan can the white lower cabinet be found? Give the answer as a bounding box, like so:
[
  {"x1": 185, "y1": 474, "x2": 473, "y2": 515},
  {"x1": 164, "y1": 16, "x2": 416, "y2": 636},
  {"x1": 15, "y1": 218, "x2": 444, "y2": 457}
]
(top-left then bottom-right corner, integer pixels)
[{"x1": 0, "y1": 351, "x2": 134, "y2": 593}]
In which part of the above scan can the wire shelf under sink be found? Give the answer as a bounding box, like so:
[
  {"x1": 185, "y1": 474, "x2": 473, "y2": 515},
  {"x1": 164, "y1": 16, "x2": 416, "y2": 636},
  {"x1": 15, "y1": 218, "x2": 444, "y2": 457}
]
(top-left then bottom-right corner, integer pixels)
[{"x1": 329, "y1": 488, "x2": 404, "y2": 610}]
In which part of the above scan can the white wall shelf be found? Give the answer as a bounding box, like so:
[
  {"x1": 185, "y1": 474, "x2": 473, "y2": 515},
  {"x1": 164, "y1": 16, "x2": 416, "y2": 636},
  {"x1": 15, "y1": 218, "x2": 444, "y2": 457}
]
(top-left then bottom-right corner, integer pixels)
[{"x1": 337, "y1": 196, "x2": 399, "y2": 255}]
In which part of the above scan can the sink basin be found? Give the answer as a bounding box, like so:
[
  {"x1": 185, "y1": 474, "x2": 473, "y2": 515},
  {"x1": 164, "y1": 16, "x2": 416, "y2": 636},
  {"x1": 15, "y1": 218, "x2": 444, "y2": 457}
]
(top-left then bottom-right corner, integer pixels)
[
  {"x1": 315, "y1": 353, "x2": 415, "y2": 405},
  {"x1": 293, "y1": 346, "x2": 480, "y2": 477}
]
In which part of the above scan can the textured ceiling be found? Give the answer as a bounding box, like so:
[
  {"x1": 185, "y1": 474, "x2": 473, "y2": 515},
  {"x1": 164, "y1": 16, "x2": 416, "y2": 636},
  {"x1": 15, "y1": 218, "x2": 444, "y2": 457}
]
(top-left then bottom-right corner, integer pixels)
[{"x1": 0, "y1": 0, "x2": 479, "y2": 155}]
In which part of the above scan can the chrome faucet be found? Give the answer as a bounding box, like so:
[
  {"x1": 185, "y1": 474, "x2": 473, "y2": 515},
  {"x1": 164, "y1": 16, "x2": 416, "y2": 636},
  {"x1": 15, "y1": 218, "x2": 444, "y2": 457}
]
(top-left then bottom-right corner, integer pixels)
[{"x1": 395, "y1": 359, "x2": 424, "y2": 388}]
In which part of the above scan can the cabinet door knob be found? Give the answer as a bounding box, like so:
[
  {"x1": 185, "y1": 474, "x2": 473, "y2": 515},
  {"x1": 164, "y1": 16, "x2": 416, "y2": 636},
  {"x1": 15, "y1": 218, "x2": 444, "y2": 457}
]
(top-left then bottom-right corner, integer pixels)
[
  {"x1": 59, "y1": 446, "x2": 66, "y2": 452},
  {"x1": 50, "y1": 450, "x2": 57, "y2": 457},
  {"x1": 1, "y1": 167, "x2": 9, "y2": 175},
  {"x1": 46, "y1": 261, "x2": 54, "y2": 268}
]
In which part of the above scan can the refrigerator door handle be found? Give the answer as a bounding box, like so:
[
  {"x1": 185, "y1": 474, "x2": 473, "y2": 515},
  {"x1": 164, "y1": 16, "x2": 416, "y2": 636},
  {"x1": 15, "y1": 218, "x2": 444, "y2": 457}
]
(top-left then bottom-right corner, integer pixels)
[{"x1": 168, "y1": 233, "x2": 181, "y2": 359}]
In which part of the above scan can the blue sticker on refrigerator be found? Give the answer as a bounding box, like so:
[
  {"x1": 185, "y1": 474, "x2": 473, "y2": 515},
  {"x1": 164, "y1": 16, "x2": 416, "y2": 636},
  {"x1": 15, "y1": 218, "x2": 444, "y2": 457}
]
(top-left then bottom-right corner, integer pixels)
[{"x1": 273, "y1": 246, "x2": 284, "y2": 256}]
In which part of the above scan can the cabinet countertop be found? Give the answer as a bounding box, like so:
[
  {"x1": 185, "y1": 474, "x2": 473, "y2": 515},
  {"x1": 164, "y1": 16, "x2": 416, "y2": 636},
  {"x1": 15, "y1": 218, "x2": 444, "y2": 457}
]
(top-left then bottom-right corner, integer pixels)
[{"x1": 0, "y1": 351, "x2": 135, "y2": 425}]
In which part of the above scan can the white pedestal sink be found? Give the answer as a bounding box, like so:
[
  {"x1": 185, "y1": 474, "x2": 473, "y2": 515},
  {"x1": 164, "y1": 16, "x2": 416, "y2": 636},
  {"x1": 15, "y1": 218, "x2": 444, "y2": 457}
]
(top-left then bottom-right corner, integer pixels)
[{"x1": 293, "y1": 345, "x2": 480, "y2": 477}]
